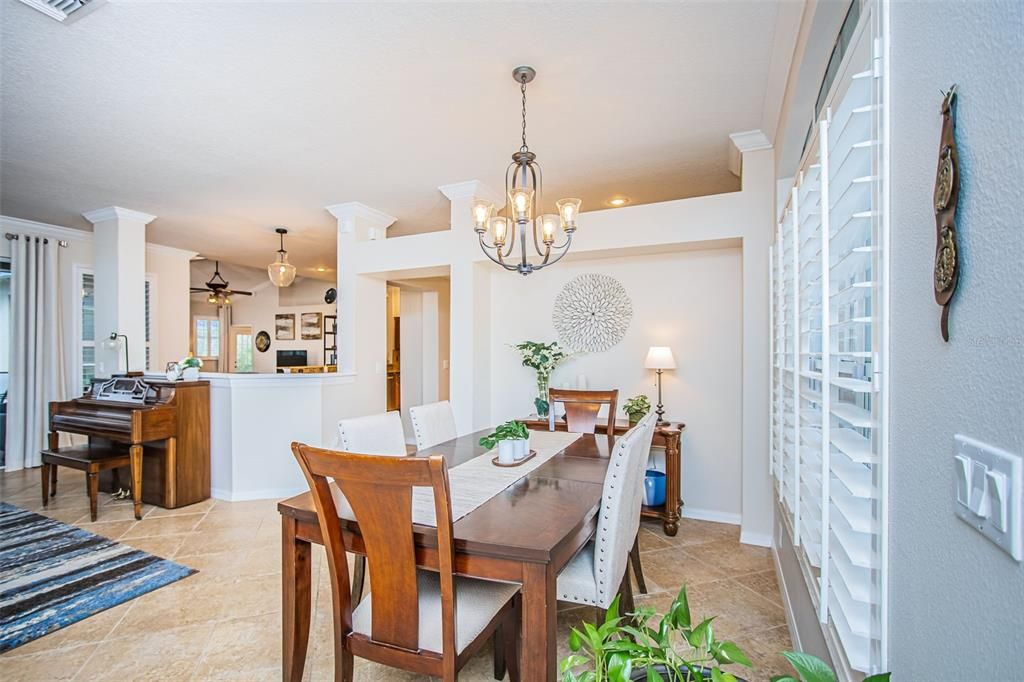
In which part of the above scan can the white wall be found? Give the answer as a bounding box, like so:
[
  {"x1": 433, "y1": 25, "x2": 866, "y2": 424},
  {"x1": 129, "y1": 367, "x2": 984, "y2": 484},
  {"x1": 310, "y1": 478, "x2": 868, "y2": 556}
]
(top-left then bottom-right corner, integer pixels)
[
  {"x1": 145, "y1": 246, "x2": 191, "y2": 370},
  {"x1": 887, "y1": 1, "x2": 1024, "y2": 677},
  {"x1": 488, "y1": 248, "x2": 743, "y2": 521}
]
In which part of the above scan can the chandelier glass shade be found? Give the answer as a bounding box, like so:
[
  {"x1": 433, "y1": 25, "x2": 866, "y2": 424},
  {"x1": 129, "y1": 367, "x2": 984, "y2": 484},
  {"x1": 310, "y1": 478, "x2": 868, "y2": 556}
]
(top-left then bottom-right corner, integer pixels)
[
  {"x1": 474, "y1": 66, "x2": 580, "y2": 276},
  {"x1": 268, "y1": 227, "x2": 297, "y2": 287}
]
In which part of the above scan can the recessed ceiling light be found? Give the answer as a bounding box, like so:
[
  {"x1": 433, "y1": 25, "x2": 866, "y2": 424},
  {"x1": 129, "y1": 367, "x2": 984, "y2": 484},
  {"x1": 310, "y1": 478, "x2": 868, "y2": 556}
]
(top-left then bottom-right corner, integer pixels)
[{"x1": 607, "y1": 197, "x2": 630, "y2": 207}]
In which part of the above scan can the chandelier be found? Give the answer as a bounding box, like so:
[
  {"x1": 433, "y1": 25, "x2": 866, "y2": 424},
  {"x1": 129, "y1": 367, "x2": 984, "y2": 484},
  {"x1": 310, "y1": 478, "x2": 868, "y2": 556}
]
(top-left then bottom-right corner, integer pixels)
[
  {"x1": 472, "y1": 66, "x2": 580, "y2": 276},
  {"x1": 268, "y1": 227, "x2": 297, "y2": 287}
]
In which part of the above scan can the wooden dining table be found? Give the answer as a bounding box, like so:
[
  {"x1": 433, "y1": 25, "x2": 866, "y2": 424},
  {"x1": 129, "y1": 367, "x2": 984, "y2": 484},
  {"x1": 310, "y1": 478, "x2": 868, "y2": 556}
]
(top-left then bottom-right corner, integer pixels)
[{"x1": 277, "y1": 428, "x2": 615, "y2": 681}]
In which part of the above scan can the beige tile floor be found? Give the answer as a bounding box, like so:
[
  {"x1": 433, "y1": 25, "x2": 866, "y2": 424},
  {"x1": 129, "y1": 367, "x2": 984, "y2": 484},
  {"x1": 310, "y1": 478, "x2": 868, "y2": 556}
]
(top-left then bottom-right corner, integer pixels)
[{"x1": 0, "y1": 467, "x2": 792, "y2": 681}]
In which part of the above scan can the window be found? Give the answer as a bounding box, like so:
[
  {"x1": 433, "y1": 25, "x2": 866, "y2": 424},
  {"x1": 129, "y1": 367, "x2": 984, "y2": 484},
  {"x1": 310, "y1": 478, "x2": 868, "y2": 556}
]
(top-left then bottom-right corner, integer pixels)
[
  {"x1": 80, "y1": 271, "x2": 95, "y2": 392},
  {"x1": 771, "y1": 5, "x2": 887, "y2": 675},
  {"x1": 194, "y1": 316, "x2": 220, "y2": 360},
  {"x1": 77, "y1": 268, "x2": 156, "y2": 387}
]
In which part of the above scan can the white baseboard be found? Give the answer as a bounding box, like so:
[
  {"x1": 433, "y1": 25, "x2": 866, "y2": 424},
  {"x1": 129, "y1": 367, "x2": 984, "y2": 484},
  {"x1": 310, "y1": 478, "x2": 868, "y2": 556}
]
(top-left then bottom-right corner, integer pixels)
[
  {"x1": 681, "y1": 507, "x2": 741, "y2": 525},
  {"x1": 773, "y1": 544, "x2": 803, "y2": 652},
  {"x1": 740, "y1": 530, "x2": 773, "y2": 547},
  {"x1": 211, "y1": 486, "x2": 308, "y2": 502}
]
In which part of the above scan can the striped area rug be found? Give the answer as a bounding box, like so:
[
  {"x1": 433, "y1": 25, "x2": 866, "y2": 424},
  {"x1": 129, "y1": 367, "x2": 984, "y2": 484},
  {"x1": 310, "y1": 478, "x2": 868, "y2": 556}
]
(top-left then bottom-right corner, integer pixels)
[{"x1": 0, "y1": 502, "x2": 197, "y2": 652}]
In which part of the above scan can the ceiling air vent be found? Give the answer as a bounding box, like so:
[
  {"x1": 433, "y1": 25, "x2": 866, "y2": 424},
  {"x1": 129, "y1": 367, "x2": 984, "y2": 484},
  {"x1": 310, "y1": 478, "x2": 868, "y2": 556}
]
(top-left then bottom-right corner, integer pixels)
[{"x1": 16, "y1": 0, "x2": 105, "y2": 23}]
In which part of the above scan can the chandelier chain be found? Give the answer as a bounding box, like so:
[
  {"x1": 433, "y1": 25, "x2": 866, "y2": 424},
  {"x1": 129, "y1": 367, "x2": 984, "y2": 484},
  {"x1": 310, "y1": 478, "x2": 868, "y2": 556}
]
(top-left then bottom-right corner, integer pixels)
[{"x1": 520, "y1": 76, "x2": 528, "y2": 152}]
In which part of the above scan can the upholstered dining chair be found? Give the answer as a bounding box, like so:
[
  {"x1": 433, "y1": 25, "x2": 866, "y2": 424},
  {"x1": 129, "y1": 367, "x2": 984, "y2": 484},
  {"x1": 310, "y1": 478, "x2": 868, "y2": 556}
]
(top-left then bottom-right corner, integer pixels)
[
  {"x1": 408, "y1": 400, "x2": 457, "y2": 450},
  {"x1": 292, "y1": 443, "x2": 520, "y2": 682},
  {"x1": 546, "y1": 387, "x2": 648, "y2": 594},
  {"x1": 335, "y1": 410, "x2": 408, "y2": 604},
  {"x1": 555, "y1": 410, "x2": 658, "y2": 617},
  {"x1": 547, "y1": 388, "x2": 619, "y2": 436},
  {"x1": 336, "y1": 410, "x2": 408, "y2": 455}
]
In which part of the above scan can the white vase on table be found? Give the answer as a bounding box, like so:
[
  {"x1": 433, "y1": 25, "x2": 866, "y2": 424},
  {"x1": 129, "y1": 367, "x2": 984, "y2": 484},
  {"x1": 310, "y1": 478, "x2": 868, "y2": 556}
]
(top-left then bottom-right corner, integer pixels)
[
  {"x1": 182, "y1": 366, "x2": 200, "y2": 381},
  {"x1": 514, "y1": 437, "x2": 529, "y2": 460},
  {"x1": 497, "y1": 440, "x2": 517, "y2": 465}
]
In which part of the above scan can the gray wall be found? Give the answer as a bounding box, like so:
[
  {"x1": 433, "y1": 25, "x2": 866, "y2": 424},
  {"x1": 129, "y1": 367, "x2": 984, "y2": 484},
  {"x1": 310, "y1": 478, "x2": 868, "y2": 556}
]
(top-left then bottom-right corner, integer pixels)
[{"x1": 888, "y1": 0, "x2": 1024, "y2": 677}]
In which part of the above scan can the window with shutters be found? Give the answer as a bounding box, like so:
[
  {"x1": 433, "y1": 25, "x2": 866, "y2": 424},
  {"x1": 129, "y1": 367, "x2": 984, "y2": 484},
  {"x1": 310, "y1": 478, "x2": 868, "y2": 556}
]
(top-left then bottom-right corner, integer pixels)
[
  {"x1": 76, "y1": 268, "x2": 156, "y2": 387},
  {"x1": 770, "y1": 1, "x2": 888, "y2": 675}
]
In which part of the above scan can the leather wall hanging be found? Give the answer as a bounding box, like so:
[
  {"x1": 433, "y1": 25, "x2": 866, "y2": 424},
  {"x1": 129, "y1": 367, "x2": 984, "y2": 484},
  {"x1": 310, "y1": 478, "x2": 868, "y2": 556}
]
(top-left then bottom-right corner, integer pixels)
[{"x1": 933, "y1": 84, "x2": 961, "y2": 341}]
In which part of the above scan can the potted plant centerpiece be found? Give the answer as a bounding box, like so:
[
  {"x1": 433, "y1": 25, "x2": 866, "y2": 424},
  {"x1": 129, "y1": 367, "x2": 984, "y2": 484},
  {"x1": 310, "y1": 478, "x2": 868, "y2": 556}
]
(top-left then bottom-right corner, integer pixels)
[
  {"x1": 513, "y1": 341, "x2": 570, "y2": 417},
  {"x1": 623, "y1": 394, "x2": 651, "y2": 426},
  {"x1": 180, "y1": 353, "x2": 203, "y2": 381},
  {"x1": 559, "y1": 585, "x2": 892, "y2": 682},
  {"x1": 480, "y1": 420, "x2": 530, "y2": 464}
]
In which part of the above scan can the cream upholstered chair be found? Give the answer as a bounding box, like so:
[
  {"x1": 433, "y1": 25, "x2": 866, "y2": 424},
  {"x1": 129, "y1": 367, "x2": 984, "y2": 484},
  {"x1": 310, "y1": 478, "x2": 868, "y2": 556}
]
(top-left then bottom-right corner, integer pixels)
[
  {"x1": 408, "y1": 400, "x2": 458, "y2": 450},
  {"x1": 334, "y1": 410, "x2": 408, "y2": 605},
  {"x1": 336, "y1": 411, "x2": 407, "y2": 455},
  {"x1": 556, "y1": 411, "x2": 658, "y2": 615}
]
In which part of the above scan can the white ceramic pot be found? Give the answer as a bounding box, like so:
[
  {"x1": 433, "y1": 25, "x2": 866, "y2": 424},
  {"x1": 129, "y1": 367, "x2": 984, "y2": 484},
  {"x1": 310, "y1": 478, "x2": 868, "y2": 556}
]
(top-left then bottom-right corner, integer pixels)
[
  {"x1": 497, "y1": 440, "x2": 517, "y2": 465},
  {"x1": 514, "y1": 437, "x2": 529, "y2": 460},
  {"x1": 182, "y1": 366, "x2": 200, "y2": 381},
  {"x1": 165, "y1": 369, "x2": 179, "y2": 382}
]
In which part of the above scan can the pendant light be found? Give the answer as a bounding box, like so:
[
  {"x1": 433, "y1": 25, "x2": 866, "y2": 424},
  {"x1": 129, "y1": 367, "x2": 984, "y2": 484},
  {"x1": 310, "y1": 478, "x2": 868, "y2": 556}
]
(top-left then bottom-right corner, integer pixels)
[{"x1": 268, "y1": 227, "x2": 296, "y2": 287}]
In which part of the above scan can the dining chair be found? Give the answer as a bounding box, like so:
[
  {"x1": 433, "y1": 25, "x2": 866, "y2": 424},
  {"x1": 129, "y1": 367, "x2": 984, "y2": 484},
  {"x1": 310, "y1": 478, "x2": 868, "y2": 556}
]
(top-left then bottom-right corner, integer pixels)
[
  {"x1": 336, "y1": 411, "x2": 408, "y2": 455},
  {"x1": 335, "y1": 410, "x2": 409, "y2": 605},
  {"x1": 291, "y1": 443, "x2": 520, "y2": 682},
  {"x1": 546, "y1": 388, "x2": 648, "y2": 593},
  {"x1": 547, "y1": 388, "x2": 618, "y2": 436},
  {"x1": 555, "y1": 410, "x2": 658, "y2": 618},
  {"x1": 408, "y1": 400, "x2": 457, "y2": 450}
]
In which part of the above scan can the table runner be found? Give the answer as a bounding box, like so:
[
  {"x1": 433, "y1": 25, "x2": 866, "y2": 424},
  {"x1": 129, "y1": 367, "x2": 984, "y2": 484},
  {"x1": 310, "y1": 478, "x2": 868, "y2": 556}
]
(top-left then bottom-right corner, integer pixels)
[
  {"x1": 409, "y1": 430, "x2": 582, "y2": 526},
  {"x1": 333, "y1": 430, "x2": 582, "y2": 528}
]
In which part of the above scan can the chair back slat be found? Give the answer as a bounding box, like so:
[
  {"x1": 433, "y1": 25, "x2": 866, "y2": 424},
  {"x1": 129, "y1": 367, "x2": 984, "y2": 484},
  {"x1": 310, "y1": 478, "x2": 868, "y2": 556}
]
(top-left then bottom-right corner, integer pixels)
[
  {"x1": 548, "y1": 388, "x2": 619, "y2": 435},
  {"x1": 291, "y1": 444, "x2": 457, "y2": 654}
]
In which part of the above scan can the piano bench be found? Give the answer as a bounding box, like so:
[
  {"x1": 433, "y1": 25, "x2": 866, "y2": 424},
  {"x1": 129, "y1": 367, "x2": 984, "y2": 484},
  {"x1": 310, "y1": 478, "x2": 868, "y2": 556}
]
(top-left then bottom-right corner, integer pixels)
[{"x1": 41, "y1": 446, "x2": 138, "y2": 522}]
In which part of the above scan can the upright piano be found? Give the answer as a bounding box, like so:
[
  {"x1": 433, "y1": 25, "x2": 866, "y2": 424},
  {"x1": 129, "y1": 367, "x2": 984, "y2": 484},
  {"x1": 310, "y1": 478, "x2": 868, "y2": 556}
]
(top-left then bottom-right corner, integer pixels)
[{"x1": 49, "y1": 376, "x2": 211, "y2": 509}]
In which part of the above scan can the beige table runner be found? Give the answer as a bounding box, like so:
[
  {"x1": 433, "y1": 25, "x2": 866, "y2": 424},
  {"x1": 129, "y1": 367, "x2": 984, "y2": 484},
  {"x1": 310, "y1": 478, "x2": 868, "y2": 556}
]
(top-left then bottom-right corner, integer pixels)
[{"x1": 407, "y1": 430, "x2": 582, "y2": 527}]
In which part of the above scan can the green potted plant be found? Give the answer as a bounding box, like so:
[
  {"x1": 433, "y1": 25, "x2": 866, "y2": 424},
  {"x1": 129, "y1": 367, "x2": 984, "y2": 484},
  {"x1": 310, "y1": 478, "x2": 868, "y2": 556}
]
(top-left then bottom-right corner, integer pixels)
[
  {"x1": 512, "y1": 341, "x2": 570, "y2": 417},
  {"x1": 480, "y1": 420, "x2": 530, "y2": 463},
  {"x1": 623, "y1": 395, "x2": 651, "y2": 425},
  {"x1": 559, "y1": 585, "x2": 891, "y2": 682},
  {"x1": 180, "y1": 353, "x2": 203, "y2": 381}
]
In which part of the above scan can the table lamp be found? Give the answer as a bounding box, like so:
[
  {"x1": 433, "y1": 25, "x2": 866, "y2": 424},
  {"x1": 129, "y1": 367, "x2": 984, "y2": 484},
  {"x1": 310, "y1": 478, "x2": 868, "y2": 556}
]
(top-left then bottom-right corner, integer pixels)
[{"x1": 644, "y1": 346, "x2": 676, "y2": 425}]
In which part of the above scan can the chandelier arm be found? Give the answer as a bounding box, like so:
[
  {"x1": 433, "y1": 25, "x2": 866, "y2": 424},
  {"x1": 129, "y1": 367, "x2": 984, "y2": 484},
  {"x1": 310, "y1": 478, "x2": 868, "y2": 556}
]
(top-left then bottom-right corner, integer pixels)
[
  {"x1": 478, "y1": 235, "x2": 514, "y2": 270},
  {"x1": 502, "y1": 218, "x2": 518, "y2": 259},
  {"x1": 532, "y1": 232, "x2": 575, "y2": 272},
  {"x1": 529, "y1": 163, "x2": 548, "y2": 258}
]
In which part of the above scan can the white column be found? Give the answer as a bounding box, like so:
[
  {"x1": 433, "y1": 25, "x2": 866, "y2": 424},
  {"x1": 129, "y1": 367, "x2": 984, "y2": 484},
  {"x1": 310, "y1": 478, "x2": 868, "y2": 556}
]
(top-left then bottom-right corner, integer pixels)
[
  {"x1": 325, "y1": 202, "x2": 397, "y2": 412},
  {"x1": 82, "y1": 206, "x2": 156, "y2": 376},
  {"x1": 439, "y1": 181, "x2": 502, "y2": 434}
]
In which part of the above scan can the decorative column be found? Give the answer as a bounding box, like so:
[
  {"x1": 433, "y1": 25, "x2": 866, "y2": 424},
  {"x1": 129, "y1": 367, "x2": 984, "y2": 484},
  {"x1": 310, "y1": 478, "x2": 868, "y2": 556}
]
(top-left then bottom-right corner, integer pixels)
[
  {"x1": 82, "y1": 206, "x2": 156, "y2": 376},
  {"x1": 325, "y1": 202, "x2": 397, "y2": 409},
  {"x1": 438, "y1": 181, "x2": 502, "y2": 434}
]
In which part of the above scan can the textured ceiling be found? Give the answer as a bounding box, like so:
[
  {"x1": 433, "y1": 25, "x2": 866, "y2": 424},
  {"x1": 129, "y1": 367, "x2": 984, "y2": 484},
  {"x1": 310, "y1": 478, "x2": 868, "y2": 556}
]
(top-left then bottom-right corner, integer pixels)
[{"x1": 1, "y1": 0, "x2": 788, "y2": 275}]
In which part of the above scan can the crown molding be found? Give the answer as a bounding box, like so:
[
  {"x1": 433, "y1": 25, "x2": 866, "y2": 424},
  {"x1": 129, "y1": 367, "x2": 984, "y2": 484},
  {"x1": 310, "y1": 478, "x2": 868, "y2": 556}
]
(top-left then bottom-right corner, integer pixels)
[
  {"x1": 145, "y1": 243, "x2": 199, "y2": 260},
  {"x1": 0, "y1": 215, "x2": 91, "y2": 242},
  {"x1": 438, "y1": 180, "x2": 503, "y2": 206},
  {"x1": 82, "y1": 206, "x2": 157, "y2": 225},
  {"x1": 324, "y1": 202, "x2": 397, "y2": 230},
  {"x1": 729, "y1": 130, "x2": 773, "y2": 153}
]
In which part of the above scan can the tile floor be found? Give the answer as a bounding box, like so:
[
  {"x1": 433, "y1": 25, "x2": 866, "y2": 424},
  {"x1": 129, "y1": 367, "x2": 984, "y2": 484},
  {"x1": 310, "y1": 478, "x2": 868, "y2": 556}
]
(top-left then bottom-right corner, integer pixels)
[{"x1": 0, "y1": 467, "x2": 792, "y2": 681}]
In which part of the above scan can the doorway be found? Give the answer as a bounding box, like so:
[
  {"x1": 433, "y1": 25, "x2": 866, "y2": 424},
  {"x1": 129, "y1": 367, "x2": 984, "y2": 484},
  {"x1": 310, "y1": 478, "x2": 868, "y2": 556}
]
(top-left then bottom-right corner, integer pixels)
[{"x1": 228, "y1": 324, "x2": 254, "y2": 373}]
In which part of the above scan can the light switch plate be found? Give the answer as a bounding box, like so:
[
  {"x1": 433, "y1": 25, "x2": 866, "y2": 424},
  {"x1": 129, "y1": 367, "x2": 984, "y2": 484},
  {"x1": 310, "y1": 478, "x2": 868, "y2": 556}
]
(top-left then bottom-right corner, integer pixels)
[{"x1": 954, "y1": 434, "x2": 1023, "y2": 561}]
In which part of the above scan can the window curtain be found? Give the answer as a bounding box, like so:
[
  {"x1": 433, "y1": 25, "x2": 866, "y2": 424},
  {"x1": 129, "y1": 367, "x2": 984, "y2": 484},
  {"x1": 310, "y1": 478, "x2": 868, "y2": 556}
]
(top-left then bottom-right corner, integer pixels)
[{"x1": 6, "y1": 236, "x2": 66, "y2": 471}]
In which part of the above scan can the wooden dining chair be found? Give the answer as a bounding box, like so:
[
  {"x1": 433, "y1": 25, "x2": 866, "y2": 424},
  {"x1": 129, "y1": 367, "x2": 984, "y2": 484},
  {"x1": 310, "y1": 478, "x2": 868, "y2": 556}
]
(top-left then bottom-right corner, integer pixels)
[
  {"x1": 334, "y1": 411, "x2": 409, "y2": 605},
  {"x1": 292, "y1": 443, "x2": 520, "y2": 682},
  {"x1": 409, "y1": 400, "x2": 457, "y2": 450},
  {"x1": 546, "y1": 387, "x2": 647, "y2": 592},
  {"x1": 555, "y1": 411, "x2": 658, "y2": 617},
  {"x1": 547, "y1": 388, "x2": 618, "y2": 436}
]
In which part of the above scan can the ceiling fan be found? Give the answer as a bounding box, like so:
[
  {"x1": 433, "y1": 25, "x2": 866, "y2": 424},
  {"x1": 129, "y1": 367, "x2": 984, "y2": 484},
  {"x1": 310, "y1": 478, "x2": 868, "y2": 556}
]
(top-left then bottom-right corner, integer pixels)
[{"x1": 189, "y1": 260, "x2": 254, "y2": 305}]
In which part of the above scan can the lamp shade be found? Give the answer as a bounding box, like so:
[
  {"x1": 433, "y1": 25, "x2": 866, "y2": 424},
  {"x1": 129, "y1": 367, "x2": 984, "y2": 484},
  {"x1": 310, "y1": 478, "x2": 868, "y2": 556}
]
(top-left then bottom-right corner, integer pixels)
[{"x1": 644, "y1": 346, "x2": 676, "y2": 370}]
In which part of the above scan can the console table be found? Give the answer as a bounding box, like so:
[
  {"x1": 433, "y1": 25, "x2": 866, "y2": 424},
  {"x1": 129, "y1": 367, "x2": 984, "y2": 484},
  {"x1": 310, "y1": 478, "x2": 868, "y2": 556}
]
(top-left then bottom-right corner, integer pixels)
[{"x1": 520, "y1": 417, "x2": 685, "y2": 536}]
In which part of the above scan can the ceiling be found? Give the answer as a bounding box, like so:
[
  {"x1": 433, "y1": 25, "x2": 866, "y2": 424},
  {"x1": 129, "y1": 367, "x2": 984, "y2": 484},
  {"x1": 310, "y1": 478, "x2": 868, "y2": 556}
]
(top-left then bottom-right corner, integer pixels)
[{"x1": 0, "y1": 0, "x2": 794, "y2": 276}]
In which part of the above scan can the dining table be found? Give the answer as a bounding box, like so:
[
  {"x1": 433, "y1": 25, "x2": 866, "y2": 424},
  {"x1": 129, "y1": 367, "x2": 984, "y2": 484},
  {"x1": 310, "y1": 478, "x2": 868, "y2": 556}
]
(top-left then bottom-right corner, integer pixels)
[{"x1": 277, "y1": 427, "x2": 616, "y2": 681}]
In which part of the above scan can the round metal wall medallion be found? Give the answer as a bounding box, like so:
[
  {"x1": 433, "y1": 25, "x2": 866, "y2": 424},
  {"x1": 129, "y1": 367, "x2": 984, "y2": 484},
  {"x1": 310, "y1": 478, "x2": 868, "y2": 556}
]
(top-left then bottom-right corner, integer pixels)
[
  {"x1": 255, "y1": 331, "x2": 271, "y2": 353},
  {"x1": 552, "y1": 273, "x2": 633, "y2": 353}
]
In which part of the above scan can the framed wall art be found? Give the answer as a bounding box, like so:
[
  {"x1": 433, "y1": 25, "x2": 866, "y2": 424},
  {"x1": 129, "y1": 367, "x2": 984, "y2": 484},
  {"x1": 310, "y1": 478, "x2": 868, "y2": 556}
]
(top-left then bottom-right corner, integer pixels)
[
  {"x1": 300, "y1": 312, "x2": 323, "y2": 340},
  {"x1": 275, "y1": 314, "x2": 295, "y2": 340}
]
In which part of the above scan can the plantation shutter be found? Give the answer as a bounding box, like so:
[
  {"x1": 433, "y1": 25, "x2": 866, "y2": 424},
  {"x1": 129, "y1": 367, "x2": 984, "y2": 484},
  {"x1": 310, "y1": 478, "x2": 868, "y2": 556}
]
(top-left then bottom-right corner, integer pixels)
[{"x1": 769, "y1": 4, "x2": 887, "y2": 674}]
